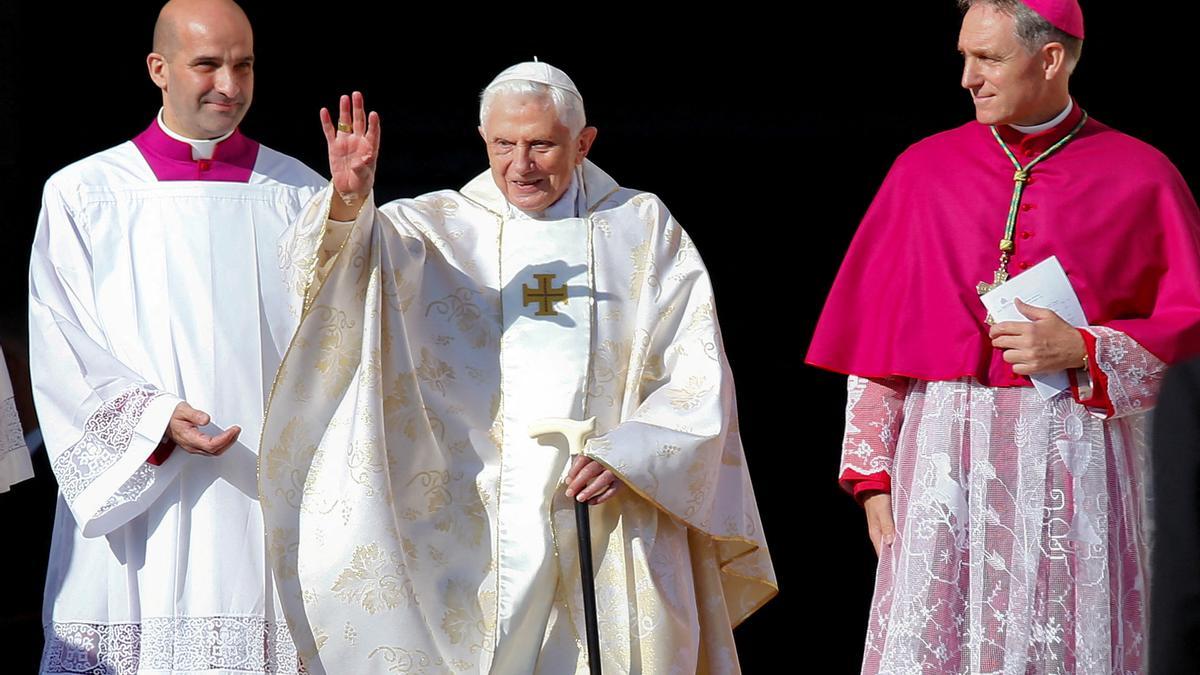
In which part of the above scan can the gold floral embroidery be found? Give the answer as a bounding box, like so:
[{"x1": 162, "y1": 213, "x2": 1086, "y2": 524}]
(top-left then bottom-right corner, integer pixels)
[
  {"x1": 402, "y1": 406, "x2": 446, "y2": 443},
  {"x1": 588, "y1": 339, "x2": 631, "y2": 407},
  {"x1": 425, "y1": 288, "x2": 495, "y2": 350},
  {"x1": 440, "y1": 580, "x2": 493, "y2": 653},
  {"x1": 594, "y1": 216, "x2": 612, "y2": 237},
  {"x1": 685, "y1": 457, "x2": 712, "y2": 519},
  {"x1": 301, "y1": 438, "x2": 342, "y2": 516},
  {"x1": 383, "y1": 269, "x2": 414, "y2": 313},
  {"x1": 429, "y1": 545, "x2": 448, "y2": 568},
  {"x1": 667, "y1": 375, "x2": 711, "y2": 411},
  {"x1": 330, "y1": 543, "x2": 415, "y2": 614},
  {"x1": 310, "y1": 306, "x2": 358, "y2": 393},
  {"x1": 384, "y1": 371, "x2": 417, "y2": 420},
  {"x1": 264, "y1": 418, "x2": 314, "y2": 509},
  {"x1": 411, "y1": 195, "x2": 460, "y2": 226},
  {"x1": 657, "y1": 444, "x2": 682, "y2": 458},
  {"x1": 367, "y1": 645, "x2": 450, "y2": 674},
  {"x1": 401, "y1": 537, "x2": 419, "y2": 571},
  {"x1": 268, "y1": 528, "x2": 299, "y2": 580},
  {"x1": 407, "y1": 470, "x2": 487, "y2": 546},
  {"x1": 628, "y1": 241, "x2": 652, "y2": 302},
  {"x1": 415, "y1": 348, "x2": 456, "y2": 396},
  {"x1": 687, "y1": 299, "x2": 715, "y2": 333},
  {"x1": 347, "y1": 439, "x2": 385, "y2": 496}
]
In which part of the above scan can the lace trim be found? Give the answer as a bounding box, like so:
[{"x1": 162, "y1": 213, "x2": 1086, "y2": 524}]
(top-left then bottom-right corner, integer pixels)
[
  {"x1": 41, "y1": 617, "x2": 302, "y2": 674},
  {"x1": 840, "y1": 375, "x2": 901, "y2": 478},
  {"x1": 52, "y1": 386, "x2": 163, "y2": 503},
  {"x1": 1, "y1": 395, "x2": 25, "y2": 457},
  {"x1": 94, "y1": 463, "x2": 158, "y2": 518},
  {"x1": 1090, "y1": 326, "x2": 1166, "y2": 418}
]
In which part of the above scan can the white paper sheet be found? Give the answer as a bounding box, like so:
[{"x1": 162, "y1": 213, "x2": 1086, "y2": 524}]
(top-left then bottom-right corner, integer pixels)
[{"x1": 980, "y1": 256, "x2": 1088, "y2": 400}]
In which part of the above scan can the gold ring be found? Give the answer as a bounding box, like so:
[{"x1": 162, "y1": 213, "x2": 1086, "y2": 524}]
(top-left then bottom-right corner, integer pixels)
[{"x1": 337, "y1": 122, "x2": 353, "y2": 133}]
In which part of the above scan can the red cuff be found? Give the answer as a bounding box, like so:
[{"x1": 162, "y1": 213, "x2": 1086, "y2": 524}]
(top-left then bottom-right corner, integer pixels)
[
  {"x1": 839, "y1": 468, "x2": 891, "y2": 502},
  {"x1": 147, "y1": 438, "x2": 176, "y2": 466},
  {"x1": 1069, "y1": 329, "x2": 1114, "y2": 416}
]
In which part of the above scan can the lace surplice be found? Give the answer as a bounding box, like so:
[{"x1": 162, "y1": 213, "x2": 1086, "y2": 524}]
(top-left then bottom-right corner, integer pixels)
[{"x1": 840, "y1": 327, "x2": 1163, "y2": 674}]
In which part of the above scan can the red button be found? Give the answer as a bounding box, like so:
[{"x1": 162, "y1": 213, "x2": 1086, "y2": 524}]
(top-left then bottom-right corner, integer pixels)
[
  {"x1": 1021, "y1": 203, "x2": 1036, "y2": 212},
  {"x1": 1019, "y1": 261, "x2": 1031, "y2": 270},
  {"x1": 1024, "y1": 149, "x2": 1036, "y2": 158},
  {"x1": 198, "y1": 159, "x2": 212, "y2": 171},
  {"x1": 1026, "y1": 177, "x2": 1036, "y2": 185},
  {"x1": 1021, "y1": 231, "x2": 1033, "y2": 239}
]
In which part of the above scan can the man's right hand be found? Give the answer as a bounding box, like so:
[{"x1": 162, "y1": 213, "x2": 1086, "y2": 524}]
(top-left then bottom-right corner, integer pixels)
[
  {"x1": 320, "y1": 91, "x2": 381, "y2": 221},
  {"x1": 168, "y1": 401, "x2": 240, "y2": 456},
  {"x1": 863, "y1": 491, "x2": 896, "y2": 557}
]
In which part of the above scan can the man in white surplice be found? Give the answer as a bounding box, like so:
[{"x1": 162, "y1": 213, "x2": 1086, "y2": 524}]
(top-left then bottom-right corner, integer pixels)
[
  {"x1": 29, "y1": 1, "x2": 325, "y2": 672},
  {"x1": 259, "y1": 62, "x2": 776, "y2": 674}
]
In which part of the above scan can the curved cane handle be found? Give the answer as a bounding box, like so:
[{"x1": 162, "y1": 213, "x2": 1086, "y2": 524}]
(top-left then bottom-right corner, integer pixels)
[{"x1": 528, "y1": 417, "x2": 597, "y2": 455}]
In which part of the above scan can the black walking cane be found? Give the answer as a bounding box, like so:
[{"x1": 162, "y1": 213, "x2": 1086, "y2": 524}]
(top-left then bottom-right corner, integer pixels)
[
  {"x1": 575, "y1": 497, "x2": 602, "y2": 675},
  {"x1": 530, "y1": 417, "x2": 602, "y2": 675}
]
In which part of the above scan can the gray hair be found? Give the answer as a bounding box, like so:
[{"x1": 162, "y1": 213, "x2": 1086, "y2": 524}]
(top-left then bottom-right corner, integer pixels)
[
  {"x1": 958, "y1": 0, "x2": 1083, "y2": 71},
  {"x1": 479, "y1": 80, "x2": 587, "y2": 137}
]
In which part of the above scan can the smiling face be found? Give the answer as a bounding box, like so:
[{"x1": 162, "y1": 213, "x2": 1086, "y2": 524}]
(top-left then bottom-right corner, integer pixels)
[
  {"x1": 147, "y1": 1, "x2": 255, "y2": 139},
  {"x1": 958, "y1": 4, "x2": 1059, "y2": 126},
  {"x1": 479, "y1": 93, "x2": 597, "y2": 213}
]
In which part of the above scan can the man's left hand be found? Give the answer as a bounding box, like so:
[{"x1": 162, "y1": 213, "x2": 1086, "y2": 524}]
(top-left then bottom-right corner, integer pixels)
[
  {"x1": 989, "y1": 298, "x2": 1086, "y2": 375},
  {"x1": 565, "y1": 455, "x2": 623, "y2": 505}
]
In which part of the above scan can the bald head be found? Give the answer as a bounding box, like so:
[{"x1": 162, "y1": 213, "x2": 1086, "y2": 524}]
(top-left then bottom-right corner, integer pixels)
[
  {"x1": 153, "y1": 0, "x2": 251, "y2": 59},
  {"x1": 147, "y1": 0, "x2": 255, "y2": 139}
]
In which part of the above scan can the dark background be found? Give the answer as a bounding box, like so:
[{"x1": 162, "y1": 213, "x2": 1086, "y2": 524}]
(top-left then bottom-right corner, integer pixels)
[{"x1": 1, "y1": 1, "x2": 1196, "y2": 672}]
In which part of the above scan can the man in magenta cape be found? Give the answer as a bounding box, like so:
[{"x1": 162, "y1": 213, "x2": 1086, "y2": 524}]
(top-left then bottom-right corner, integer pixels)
[{"x1": 808, "y1": 1, "x2": 1200, "y2": 673}]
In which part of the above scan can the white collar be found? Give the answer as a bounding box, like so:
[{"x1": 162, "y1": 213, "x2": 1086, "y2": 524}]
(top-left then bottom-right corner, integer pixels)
[
  {"x1": 1009, "y1": 100, "x2": 1073, "y2": 135},
  {"x1": 156, "y1": 108, "x2": 235, "y2": 160}
]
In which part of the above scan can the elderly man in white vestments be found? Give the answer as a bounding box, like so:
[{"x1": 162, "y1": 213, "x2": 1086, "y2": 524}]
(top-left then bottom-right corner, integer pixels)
[
  {"x1": 29, "y1": 1, "x2": 325, "y2": 672},
  {"x1": 258, "y1": 63, "x2": 777, "y2": 673}
]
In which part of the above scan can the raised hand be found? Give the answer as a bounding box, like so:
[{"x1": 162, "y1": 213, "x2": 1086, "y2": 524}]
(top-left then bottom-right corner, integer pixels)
[{"x1": 320, "y1": 91, "x2": 381, "y2": 220}]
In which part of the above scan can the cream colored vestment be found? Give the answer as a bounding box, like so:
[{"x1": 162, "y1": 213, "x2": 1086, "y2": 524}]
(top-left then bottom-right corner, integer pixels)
[{"x1": 261, "y1": 161, "x2": 776, "y2": 674}]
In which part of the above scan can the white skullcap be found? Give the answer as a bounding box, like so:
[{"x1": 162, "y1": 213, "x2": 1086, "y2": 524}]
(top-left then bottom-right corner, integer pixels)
[{"x1": 485, "y1": 60, "x2": 583, "y2": 102}]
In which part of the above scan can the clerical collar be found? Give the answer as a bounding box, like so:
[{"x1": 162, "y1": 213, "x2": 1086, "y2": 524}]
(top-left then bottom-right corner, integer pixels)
[
  {"x1": 156, "y1": 108, "x2": 236, "y2": 160},
  {"x1": 507, "y1": 170, "x2": 581, "y2": 220},
  {"x1": 132, "y1": 115, "x2": 260, "y2": 182},
  {"x1": 994, "y1": 99, "x2": 1086, "y2": 158},
  {"x1": 1009, "y1": 100, "x2": 1073, "y2": 135}
]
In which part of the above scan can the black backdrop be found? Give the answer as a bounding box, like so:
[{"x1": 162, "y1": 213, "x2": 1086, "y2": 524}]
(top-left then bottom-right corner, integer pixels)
[{"x1": 1, "y1": 2, "x2": 1196, "y2": 672}]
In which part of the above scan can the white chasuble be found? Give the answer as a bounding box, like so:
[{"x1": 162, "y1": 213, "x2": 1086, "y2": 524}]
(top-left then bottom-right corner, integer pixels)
[
  {"x1": 260, "y1": 161, "x2": 777, "y2": 674},
  {"x1": 30, "y1": 135, "x2": 326, "y2": 674}
]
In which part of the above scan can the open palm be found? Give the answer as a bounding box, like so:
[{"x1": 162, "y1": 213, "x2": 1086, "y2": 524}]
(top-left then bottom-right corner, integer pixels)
[{"x1": 321, "y1": 91, "x2": 381, "y2": 201}]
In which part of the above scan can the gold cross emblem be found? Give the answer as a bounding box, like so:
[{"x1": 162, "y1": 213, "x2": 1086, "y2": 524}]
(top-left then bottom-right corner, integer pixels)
[{"x1": 523, "y1": 273, "x2": 569, "y2": 316}]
